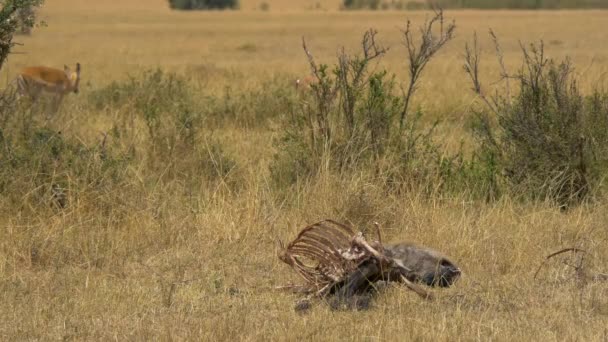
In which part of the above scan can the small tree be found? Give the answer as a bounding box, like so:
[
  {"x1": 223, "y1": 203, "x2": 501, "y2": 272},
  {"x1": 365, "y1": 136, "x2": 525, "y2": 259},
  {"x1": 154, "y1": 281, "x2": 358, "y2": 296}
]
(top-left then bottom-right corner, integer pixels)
[
  {"x1": 15, "y1": 4, "x2": 35, "y2": 35},
  {"x1": 400, "y1": 9, "x2": 455, "y2": 133},
  {"x1": 0, "y1": 0, "x2": 44, "y2": 70}
]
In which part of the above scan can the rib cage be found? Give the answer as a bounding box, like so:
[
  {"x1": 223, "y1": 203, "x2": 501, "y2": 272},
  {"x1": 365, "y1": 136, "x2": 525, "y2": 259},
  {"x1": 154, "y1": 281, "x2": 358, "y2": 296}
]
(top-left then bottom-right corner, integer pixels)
[{"x1": 279, "y1": 219, "x2": 383, "y2": 292}]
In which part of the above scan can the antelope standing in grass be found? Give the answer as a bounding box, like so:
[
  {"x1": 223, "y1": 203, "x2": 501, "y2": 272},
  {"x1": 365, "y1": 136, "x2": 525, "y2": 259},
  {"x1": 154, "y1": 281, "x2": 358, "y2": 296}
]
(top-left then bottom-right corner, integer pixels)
[
  {"x1": 294, "y1": 75, "x2": 316, "y2": 95},
  {"x1": 14, "y1": 62, "x2": 81, "y2": 114}
]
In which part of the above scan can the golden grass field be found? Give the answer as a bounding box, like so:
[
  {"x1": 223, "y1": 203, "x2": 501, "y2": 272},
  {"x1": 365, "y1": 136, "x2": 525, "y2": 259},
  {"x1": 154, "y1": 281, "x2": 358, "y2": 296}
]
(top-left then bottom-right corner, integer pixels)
[{"x1": 1, "y1": 0, "x2": 608, "y2": 340}]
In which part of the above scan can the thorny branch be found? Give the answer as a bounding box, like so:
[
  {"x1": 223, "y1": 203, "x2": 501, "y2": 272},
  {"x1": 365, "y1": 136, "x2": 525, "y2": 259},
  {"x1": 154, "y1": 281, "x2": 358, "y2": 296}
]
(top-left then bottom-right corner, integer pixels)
[
  {"x1": 302, "y1": 30, "x2": 388, "y2": 142},
  {"x1": 400, "y1": 8, "x2": 455, "y2": 133},
  {"x1": 337, "y1": 29, "x2": 388, "y2": 135},
  {"x1": 533, "y1": 247, "x2": 587, "y2": 280},
  {"x1": 302, "y1": 36, "x2": 320, "y2": 82},
  {"x1": 490, "y1": 29, "x2": 511, "y2": 105},
  {"x1": 301, "y1": 36, "x2": 338, "y2": 144},
  {"x1": 362, "y1": 28, "x2": 387, "y2": 61},
  {"x1": 463, "y1": 32, "x2": 500, "y2": 116}
]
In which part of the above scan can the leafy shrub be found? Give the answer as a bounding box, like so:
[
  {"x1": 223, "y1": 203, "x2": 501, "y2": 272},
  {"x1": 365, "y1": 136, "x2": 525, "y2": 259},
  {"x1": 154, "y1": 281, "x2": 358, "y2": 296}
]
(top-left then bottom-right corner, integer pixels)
[
  {"x1": 168, "y1": 0, "x2": 238, "y2": 10},
  {"x1": 0, "y1": 125, "x2": 132, "y2": 213},
  {"x1": 271, "y1": 12, "x2": 456, "y2": 191},
  {"x1": 465, "y1": 35, "x2": 608, "y2": 208},
  {"x1": 89, "y1": 69, "x2": 239, "y2": 187},
  {"x1": 204, "y1": 76, "x2": 298, "y2": 128},
  {"x1": 0, "y1": 0, "x2": 44, "y2": 70},
  {"x1": 90, "y1": 69, "x2": 200, "y2": 158}
]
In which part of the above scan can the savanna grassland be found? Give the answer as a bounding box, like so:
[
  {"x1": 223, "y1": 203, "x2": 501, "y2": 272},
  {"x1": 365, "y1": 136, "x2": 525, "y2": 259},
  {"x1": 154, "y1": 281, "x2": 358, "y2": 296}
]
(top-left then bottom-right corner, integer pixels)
[{"x1": 1, "y1": 0, "x2": 608, "y2": 340}]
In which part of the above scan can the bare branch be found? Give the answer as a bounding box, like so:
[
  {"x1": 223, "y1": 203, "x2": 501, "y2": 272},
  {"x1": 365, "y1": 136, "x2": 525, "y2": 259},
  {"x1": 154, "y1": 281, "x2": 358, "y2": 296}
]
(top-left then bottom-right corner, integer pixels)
[
  {"x1": 463, "y1": 32, "x2": 499, "y2": 115},
  {"x1": 533, "y1": 247, "x2": 587, "y2": 280},
  {"x1": 489, "y1": 29, "x2": 511, "y2": 103},
  {"x1": 302, "y1": 36, "x2": 320, "y2": 80},
  {"x1": 362, "y1": 29, "x2": 388, "y2": 61},
  {"x1": 400, "y1": 8, "x2": 456, "y2": 133}
]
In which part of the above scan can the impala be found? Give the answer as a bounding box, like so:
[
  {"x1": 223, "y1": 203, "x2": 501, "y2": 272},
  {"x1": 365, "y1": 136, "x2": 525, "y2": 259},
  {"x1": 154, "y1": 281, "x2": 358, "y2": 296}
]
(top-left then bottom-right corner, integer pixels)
[
  {"x1": 15, "y1": 62, "x2": 81, "y2": 113},
  {"x1": 294, "y1": 75, "x2": 316, "y2": 94}
]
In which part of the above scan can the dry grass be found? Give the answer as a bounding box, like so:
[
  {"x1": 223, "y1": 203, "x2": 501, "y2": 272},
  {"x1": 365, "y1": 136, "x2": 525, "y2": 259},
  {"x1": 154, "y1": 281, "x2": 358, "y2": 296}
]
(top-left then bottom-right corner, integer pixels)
[
  {"x1": 1, "y1": 1, "x2": 608, "y2": 340},
  {"x1": 6, "y1": 1, "x2": 608, "y2": 149}
]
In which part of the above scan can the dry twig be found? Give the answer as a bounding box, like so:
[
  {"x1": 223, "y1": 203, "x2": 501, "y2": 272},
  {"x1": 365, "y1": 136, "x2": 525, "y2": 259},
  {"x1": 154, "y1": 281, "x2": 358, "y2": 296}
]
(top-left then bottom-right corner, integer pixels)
[
  {"x1": 533, "y1": 247, "x2": 587, "y2": 280},
  {"x1": 400, "y1": 8, "x2": 455, "y2": 132}
]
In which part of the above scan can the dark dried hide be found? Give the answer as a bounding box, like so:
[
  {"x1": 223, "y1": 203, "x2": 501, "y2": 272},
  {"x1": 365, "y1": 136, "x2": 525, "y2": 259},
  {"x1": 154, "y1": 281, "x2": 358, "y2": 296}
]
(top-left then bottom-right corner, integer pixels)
[{"x1": 384, "y1": 243, "x2": 461, "y2": 287}]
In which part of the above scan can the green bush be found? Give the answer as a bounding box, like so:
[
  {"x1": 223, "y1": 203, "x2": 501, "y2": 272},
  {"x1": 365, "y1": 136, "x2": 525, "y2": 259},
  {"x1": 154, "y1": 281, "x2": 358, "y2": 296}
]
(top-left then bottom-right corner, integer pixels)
[
  {"x1": 271, "y1": 13, "x2": 456, "y2": 191},
  {"x1": 0, "y1": 68, "x2": 245, "y2": 215},
  {"x1": 204, "y1": 76, "x2": 298, "y2": 128},
  {"x1": 405, "y1": 1, "x2": 427, "y2": 9},
  {"x1": 465, "y1": 38, "x2": 608, "y2": 208},
  {"x1": 0, "y1": 0, "x2": 44, "y2": 70},
  {"x1": 89, "y1": 69, "x2": 200, "y2": 156},
  {"x1": 168, "y1": 0, "x2": 238, "y2": 10},
  {"x1": 0, "y1": 124, "x2": 132, "y2": 213},
  {"x1": 89, "y1": 69, "x2": 240, "y2": 187}
]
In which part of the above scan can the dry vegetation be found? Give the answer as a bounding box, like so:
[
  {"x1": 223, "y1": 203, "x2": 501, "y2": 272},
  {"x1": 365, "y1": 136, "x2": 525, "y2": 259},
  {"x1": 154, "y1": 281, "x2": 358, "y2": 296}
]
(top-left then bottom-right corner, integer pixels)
[{"x1": 1, "y1": 0, "x2": 608, "y2": 340}]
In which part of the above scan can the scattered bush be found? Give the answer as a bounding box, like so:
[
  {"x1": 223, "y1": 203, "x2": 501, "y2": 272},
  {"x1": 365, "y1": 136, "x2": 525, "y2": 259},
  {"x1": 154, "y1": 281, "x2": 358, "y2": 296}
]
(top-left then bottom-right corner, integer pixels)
[
  {"x1": 428, "y1": 0, "x2": 608, "y2": 9},
  {"x1": 203, "y1": 76, "x2": 298, "y2": 128},
  {"x1": 271, "y1": 11, "x2": 456, "y2": 191},
  {"x1": 342, "y1": 0, "x2": 608, "y2": 10},
  {"x1": 0, "y1": 124, "x2": 132, "y2": 214},
  {"x1": 89, "y1": 69, "x2": 240, "y2": 187},
  {"x1": 168, "y1": 0, "x2": 238, "y2": 10},
  {"x1": 464, "y1": 34, "x2": 608, "y2": 208},
  {"x1": 0, "y1": 0, "x2": 44, "y2": 70}
]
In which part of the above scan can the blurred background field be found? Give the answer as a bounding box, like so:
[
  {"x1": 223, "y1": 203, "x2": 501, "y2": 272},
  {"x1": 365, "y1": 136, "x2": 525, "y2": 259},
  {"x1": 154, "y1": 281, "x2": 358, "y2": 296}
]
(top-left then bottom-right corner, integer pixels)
[
  {"x1": 1, "y1": 0, "x2": 608, "y2": 340},
  {"x1": 6, "y1": 1, "x2": 608, "y2": 118}
]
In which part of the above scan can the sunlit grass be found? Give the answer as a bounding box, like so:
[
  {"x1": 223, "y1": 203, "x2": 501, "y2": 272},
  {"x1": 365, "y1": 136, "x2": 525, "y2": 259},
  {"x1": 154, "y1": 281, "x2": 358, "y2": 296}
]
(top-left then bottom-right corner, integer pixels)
[{"x1": 1, "y1": 1, "x2": 608, "y2": 340}]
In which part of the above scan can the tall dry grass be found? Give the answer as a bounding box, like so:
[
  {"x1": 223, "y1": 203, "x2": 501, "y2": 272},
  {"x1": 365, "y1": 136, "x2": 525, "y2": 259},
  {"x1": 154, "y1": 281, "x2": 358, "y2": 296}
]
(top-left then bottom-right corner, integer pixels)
[{"x1": 1, "y1": 1, "x2": 608, "y2": 340}]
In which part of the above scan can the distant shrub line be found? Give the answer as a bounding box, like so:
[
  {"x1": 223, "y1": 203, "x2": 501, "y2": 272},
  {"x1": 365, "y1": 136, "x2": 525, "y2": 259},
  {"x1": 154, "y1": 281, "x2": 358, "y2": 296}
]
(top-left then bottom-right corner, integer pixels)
[
  {"x1": 168, "y1": 0, "x2": 238, "y2": 10},
  {"x1": 342, "y1": 0, "x2": 608, "y2": 9},
  {"x1": 430, "y1": 0, "x2": 608, "y2": 9}
]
